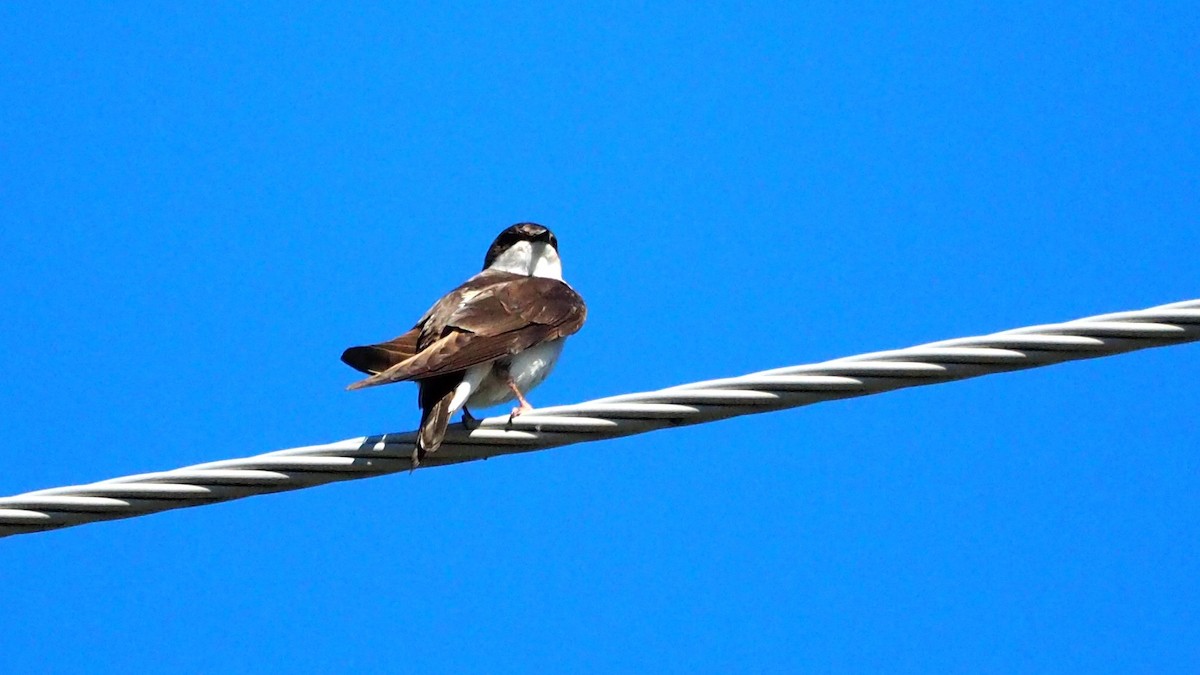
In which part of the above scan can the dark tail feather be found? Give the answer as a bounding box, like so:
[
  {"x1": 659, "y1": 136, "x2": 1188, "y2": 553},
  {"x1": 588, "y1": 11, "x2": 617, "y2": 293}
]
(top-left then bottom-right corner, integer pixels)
[{"x1": 413, "y1": 376, "x2": 460, "y2": 466}]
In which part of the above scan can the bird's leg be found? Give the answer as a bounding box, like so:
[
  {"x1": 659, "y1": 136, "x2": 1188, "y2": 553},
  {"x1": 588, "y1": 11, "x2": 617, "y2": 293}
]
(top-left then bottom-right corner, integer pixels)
[
  {"x1": 506, "y1": 377, "x2": 534, "y2": 424},
  {"x1": 461, "y1": 406, "x2": 481, "y2": 430}
]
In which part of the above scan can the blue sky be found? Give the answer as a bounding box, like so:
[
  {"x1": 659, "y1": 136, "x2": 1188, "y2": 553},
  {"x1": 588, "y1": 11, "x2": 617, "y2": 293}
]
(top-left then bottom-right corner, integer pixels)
[{"x1": 2, "y1": 3, "x2": 1198, "y2": 672}]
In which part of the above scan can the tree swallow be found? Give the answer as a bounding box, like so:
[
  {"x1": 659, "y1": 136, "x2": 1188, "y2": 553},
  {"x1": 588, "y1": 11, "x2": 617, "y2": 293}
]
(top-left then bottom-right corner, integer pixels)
[{"x1": 342, "y1": 223, "x2": 587, "y2": 466}]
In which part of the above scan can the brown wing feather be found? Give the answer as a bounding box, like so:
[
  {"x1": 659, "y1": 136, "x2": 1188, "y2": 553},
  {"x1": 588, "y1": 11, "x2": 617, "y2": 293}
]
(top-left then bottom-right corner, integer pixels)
[
  {"x1": 346, "y1": 276, "x2": 586, "y2": 390},
  {"x1": 340, "y1": 327, "x2": 421, "y2": 375},
  {"x1": 342, "y1": 271, "x2": 524, "y2": 377},
  {"x1": 447, "y1": 277, "x2": 585, "y2": 337}
]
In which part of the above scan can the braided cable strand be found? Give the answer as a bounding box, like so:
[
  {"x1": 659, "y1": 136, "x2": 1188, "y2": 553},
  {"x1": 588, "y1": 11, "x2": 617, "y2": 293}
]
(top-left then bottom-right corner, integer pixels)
[{"x1": 2, "y1": 298, "x2": 1197, "y2": 538}]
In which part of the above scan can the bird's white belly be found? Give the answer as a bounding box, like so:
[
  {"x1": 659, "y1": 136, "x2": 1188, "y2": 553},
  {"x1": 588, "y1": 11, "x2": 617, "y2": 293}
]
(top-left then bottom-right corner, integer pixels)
[{"x1": 466, "y1": 338, "x2": 566, "y2": 409}]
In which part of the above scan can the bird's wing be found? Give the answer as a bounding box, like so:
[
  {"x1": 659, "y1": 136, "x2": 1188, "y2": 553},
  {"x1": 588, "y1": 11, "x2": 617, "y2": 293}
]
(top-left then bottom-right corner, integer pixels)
[
  {"x1": 340, "y1": 270, "x2": 516, "y2": 375},
  {"x1": 346, "y1": 275, "x2": 586, "y2": 390},
  {"x1": 340, "y1": 327, "x2": 421, "y2": 375}
]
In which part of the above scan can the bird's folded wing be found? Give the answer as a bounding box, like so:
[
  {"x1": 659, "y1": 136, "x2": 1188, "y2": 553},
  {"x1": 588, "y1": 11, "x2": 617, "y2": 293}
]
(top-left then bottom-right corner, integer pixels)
[
  {"x1": 346, "y1": 277, "x2": 586, "y2": 390},
  {"x1": 340, "y1": 327, "x2": 421, "y2": 375}
]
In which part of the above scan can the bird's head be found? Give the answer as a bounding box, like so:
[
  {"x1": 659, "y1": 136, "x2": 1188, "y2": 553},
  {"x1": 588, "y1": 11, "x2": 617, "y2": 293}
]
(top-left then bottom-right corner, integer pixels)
[{"x1": 482, "y1": 223, "x2": 562, "y2": 279}]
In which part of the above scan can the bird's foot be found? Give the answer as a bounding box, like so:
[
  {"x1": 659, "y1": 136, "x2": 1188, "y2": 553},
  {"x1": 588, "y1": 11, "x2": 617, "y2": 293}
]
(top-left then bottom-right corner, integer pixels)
[
  {"x1": 506, "y1": 402, "x2": 534, "y2": 427},
  {"x1": 461, "y1": 407, "x2": 481, "y2": 431}
]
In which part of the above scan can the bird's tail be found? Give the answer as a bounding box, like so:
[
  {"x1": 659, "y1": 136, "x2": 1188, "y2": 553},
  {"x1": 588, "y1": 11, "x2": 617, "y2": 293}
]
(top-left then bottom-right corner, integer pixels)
[{"x1": 413, "y1": 376, "x2": 459, "y2": 467}]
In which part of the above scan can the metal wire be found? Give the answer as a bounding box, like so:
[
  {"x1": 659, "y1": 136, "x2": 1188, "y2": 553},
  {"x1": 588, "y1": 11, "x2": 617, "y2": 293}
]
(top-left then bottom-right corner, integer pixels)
[{"x1": 2, "y1": 298, "x2": 1197, "y2": 538}]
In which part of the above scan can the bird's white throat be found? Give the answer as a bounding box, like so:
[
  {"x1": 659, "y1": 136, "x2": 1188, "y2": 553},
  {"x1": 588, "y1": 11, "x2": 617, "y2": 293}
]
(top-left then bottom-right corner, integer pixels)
[{"x1": 487, "y1": 241, "x2": 563, "y2": 280}]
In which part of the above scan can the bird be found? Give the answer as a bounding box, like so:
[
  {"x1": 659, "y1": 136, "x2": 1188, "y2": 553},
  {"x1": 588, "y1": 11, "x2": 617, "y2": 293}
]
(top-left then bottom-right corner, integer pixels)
[{"x1": 341, "y1": 223, "x2": 587, "y2": 467}]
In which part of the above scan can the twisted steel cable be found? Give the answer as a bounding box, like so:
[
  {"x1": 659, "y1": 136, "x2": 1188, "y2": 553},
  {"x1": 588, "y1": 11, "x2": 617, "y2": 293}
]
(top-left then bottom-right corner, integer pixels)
[{"x1": 2, "y1": 298, "x2": 1196, "y2": 539}]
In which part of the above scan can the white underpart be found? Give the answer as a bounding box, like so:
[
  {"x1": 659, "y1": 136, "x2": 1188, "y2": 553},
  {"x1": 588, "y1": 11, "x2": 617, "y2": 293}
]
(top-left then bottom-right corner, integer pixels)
[
  {"x1": 466, "y1": 338, "x2": 566, "y2": 409},
  {"x1": 448, "y1": 363, "x2": 490, "y2": 413},
  {"x1": 487, "y1": 241, "x2": 563, "y2": 280}
]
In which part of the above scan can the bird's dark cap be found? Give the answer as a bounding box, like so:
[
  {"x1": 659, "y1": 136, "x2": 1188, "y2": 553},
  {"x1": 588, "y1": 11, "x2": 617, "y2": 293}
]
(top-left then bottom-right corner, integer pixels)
[{"x1": 483, "y1": 222, "x2": 558, "y2": 269}]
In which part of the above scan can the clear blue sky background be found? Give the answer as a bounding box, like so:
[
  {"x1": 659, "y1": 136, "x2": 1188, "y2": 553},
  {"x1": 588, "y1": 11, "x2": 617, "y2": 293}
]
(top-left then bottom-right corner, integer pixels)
[{"x1": 2, "y1": 3, "x2": 1197, "y2": 673}]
